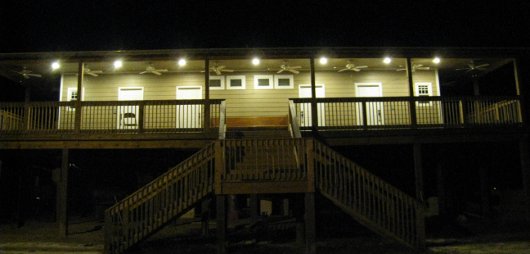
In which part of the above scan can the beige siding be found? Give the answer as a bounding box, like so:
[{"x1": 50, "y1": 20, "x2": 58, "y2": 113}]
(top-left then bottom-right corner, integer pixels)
[{"x1": 61, "y1": 70, "x2": 439, "y2": 122}]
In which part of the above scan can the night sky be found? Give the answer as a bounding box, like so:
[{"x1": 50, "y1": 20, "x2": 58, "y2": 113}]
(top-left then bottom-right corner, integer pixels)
[{"x1": 1, "y1": 1, "x2": 530, "y2": 52}]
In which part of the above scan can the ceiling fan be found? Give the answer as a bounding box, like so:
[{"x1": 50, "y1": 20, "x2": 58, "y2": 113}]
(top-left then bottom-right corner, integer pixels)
[
  {"x1": 277, "y1": 62, "x2": 302, "y2": 74},
  {"x1": 85, "y1": 67, "x2": 103, "y2": 77},
  {"x1": 12, "y1": 67, "x2": 42, "y2": 79},
  {"x1": 396, "y1": 64, "x2": 430, "y2": 72},
  {"x1": 210, "y1": 63, "x2": 234, "y2": 75},
  {"x1": 140, "y1": 63, "x2": 168, "y2": 75},
  {"x1": 338, "y1": 62, "x2": 368, "y2": 72},
  {"x1": 456, "y1": 60, "x2": 490, "y2": 72}
]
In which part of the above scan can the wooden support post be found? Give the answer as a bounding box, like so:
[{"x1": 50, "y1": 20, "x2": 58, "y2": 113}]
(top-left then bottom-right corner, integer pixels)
[
  {"x1": 309, "y1": 57, "x2": 318, "y2": 132},
  {"x1": 58, "y1": 149, "x2": 69, "y2": 237},
  {"x1": 513, "y1": 58, "x2": 526, "y2": 124},
  {"x1": 214, "y1": 141, "x2": 223, "y2": 194},
  {"x1": 413, "y1": 143, "x2": 424, "y2": 201},
  {"x1": 250, "y1": 194, "x2": 259, "y2": 223},
  {"x1": 472, "y1": 78, "x2": 480, "y2": 96},
  {"x1": 216, "y1": 195, "x2": 227, "y2": 254},
  {"x1": 519, "y1": 136, "x2": 530, "y2": 222},
  {"x1": 138, "y1": 101, "x2": 145, "y2": 133},
  {"x1": 23, "y1": 86, "x2": 31, "y2": 130},
  {"x1": 304, "y1": 193, "x2": 316, "y2": 254},
  {"x1": 436, "y1": 161, "x2": 446, "y2": 217},
  {"x1": 479, "y1": 166, "x2": 490, "y2": 218},
  {"x1": 201, "y1": 199, "x2": 210, "y2": 237},
  {"x1": 204, "y1": 58, "x2": 211, "y2": 131},
  {"x1": 407, "y1": 58, "x2": 417, "y2": 128},
  {"x1": 74, "y1": 62, "x2": 84, "y2": 132},
  {"x1": 413, "y1": 143, "x2": 426, "y2": 249}
]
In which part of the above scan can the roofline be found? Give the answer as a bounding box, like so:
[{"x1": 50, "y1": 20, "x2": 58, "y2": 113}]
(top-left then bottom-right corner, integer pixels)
[{"x1": 1, "y1": 47, "x2": 529, "y2": 62}]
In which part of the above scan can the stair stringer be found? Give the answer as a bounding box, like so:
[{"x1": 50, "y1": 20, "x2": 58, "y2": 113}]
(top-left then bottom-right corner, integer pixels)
[
  {"x1": 314, "y1": 140, "x2": 424, "y2": 250},
  {"x1": 104, "y1": 142, "x2": 217, "y2": 254}
]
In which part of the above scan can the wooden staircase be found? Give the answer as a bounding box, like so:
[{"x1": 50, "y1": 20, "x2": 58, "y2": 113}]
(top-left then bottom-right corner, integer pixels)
[
  {"x1": 313, "y1": 140, "x2": 425, "y2": 249},
  {"x1": 104, "y1": 143, "x2": 216, "y2": 254},
  {"x1": 104, "y1": 137, "x2": 424, "y2": 253}
]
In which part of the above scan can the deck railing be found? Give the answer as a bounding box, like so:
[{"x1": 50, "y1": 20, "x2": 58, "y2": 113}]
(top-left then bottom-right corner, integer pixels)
[
  {"x1": 220, "y1": 139, "x2": 308, "y2": 182},
  {"x1": 314, "y1": 139, "x2": 424, "y2": 248},
  {"x1": 291, "y1": 96, "x2": 522, "y2": 130},
  {"x1": 105, "y1": 142, "x2": 216, "y2": 254},
  {"x1": 0, "y1": 99, "x2": 224, "y2": 135}
]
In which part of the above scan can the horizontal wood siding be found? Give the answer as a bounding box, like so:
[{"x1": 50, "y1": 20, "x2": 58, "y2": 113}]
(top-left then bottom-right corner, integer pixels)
[{"x1": 61, "y1": 70, "x2": 438, "y2": 122}]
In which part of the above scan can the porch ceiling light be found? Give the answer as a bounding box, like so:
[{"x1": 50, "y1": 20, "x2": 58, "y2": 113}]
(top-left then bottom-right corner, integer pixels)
[
  {"x1": 251, "y1": 57, "x2": 260, "y2": 66},
  {"x1": 51, "y1": 61, "x2": 60, "y2": 70},
  {"x1": 113, "y1": 60, "x2": 123, "y2": 69},
  {"x1": 432, "y1": 57, "x2": 441, "y2": 64},
  {"x1": 383, "y1": 57, "x2": 392, "y2": 64},
  {"x1": 319, "y1": 57, "x2": 328, "y2": 65},
  {"x1": 178, "y1": 58, "x2": 187, "y2": 67}
]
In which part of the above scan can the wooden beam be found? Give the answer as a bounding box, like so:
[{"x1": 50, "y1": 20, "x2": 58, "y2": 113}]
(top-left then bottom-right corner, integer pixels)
[
  {"x1": 309, "y1": 57, "x2": 318, "y2": 132},
  {"x1": 436, "y1": 157, "x2": 446, "y2": 217},
  {"x1": 216, "y1": 195, "x2": 227, "y2": 254},
  {"x1": 220, "y1": 181, "x2": 309, "y2": 195},
  {"x1": 304, "y1": 193, "x2": 316, "y2": 254},
  {"x1": 0, "y1": 139, "x2": 212, "y2": 149},
  {"x1": 58, "y1": 149, "x2": 69, "y2": 237}
]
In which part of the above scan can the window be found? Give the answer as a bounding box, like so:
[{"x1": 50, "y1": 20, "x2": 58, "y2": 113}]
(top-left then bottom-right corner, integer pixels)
[
  {"x1": 274, "y1": 74, "x2": 294, "y2": 89},
  {"x1": 66, "y1": 87, "x2": 84, "y2": 111},
  {"x1": 254, "y1": 75, "x2": 273, "y2": 89},
  {"x1": 415, "y1": 82, "x2": 433, "y2": 106},
  {"x1": 227, "y1": 75, "x2": 246, "y2": 90},
  {"x1": 209, "y1": 75, "x2": 225, "y2": 90}
]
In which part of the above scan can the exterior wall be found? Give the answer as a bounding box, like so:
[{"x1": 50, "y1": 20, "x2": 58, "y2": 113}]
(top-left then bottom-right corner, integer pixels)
[{"x1": 60, "y1": 70, "x2": 440, "y2": 125}]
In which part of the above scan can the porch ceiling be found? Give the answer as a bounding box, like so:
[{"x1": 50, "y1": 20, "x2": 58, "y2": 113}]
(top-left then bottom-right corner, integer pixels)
[{"x1": 0, "y1": 56, "x2": 513, "y2": 83}]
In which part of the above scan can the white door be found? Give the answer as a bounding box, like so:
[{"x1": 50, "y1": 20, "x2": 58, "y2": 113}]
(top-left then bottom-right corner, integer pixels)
[
  {"x1": 355, "y1": 83, "x2": 383, "y2": 126},
  {"x1": 298, "y1": 85, "x2": 325, "y2": 127},
  {"x1": 176, "y1": 86, "x2": 202, "y2": 128},
  {"x1": 117, "y1": 88, "x2": 143, "y2": 129}
]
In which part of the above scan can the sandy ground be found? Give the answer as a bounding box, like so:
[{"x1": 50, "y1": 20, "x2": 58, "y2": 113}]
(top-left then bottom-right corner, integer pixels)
[{"x1": 1, "y1": 218, "x2": 530, "y2": 254}]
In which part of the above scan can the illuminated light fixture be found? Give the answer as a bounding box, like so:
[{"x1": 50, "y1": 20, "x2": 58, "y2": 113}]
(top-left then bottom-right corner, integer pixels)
[
  {"x1": 178, "y1": 58, "x2": 187, "y2": 67},
  {"x1": 251, "y1": 57, "x2": 260, "y2": 66},
  {"x1": 113, "y1": 60, "x2": 123, "y2": 69},
  {"x1": 51, "y1": 61, "x2": 61, "y2": 70},
  {"x1": 319, "y1": 57, "x2": 328, "y2": 65},
  {"x1": 383, "y1": 57, "x2": 392, "y2": 64},
  {"x1": 432, "y1": 57, "x2": 441, "y2": 64}
]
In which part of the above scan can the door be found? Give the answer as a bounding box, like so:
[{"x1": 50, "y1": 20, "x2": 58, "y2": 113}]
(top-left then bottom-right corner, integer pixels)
[
  {"x1": 355, "y1": 83, "x2": 383, "y2": 126},
  {"x1": 176, "y1": 86, "x2": 202, "y2": 128},
  {"x1": 298, "y1": 85, "x2": 325, "y2": 127},
  {"x1": 117, "y1": 87, "x2": 144, "y2": 129}
]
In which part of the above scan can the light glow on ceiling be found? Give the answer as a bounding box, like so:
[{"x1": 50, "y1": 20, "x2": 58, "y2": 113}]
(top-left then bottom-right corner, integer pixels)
[
  {"x1": 383, "y1": 57, "x2": 392, "y2": 64},
  {"x1": 113, "y1": 60, "x2": 123, "y2": 69},
  {"x1": 319, "y1": 57, "x2": 328, "y2": 65},
  {"x1": 251, "y1": 57, "x2": 260, "y2": 66},
  {"x1": 51, "y1": 61, "x2": 61, "y2": 70},
  {"x1": 432, "y1": 57, "x2": 441, "y2": 64},
  {"x1": 178, "y1": 58, "x2": 187, "y2": 67}
]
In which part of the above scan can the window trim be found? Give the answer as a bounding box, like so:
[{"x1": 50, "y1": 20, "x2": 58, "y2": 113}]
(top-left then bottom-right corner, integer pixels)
[
  {"x1": 274, "y1": 74, "x2": 294, "y2": 89},
  {"x1": 414, "y1": 82, "x2": 433, "y2": 106},
  {"x1": 254, "y1": 75, "x2": 274, "y2": 89},
  {"x1": 66, "y1": 87, "x2": 85, "y2": 111},
  {"x1": 209, "y1": 75, "x2": 225, "y2": 90},
  {"x1": 226, "y1": 75, "x2": 246, "y2": 90}
]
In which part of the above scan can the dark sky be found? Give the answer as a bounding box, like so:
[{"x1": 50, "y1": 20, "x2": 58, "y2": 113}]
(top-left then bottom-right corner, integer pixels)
[{"x1": 1, "y1": 0, "x2": 530, "y2": 52}]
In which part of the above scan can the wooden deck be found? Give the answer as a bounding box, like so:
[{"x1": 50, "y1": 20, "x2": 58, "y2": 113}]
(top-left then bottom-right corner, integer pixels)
[{"x1": 0, "y1": 96, "x2": 525, "y2": 148}]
